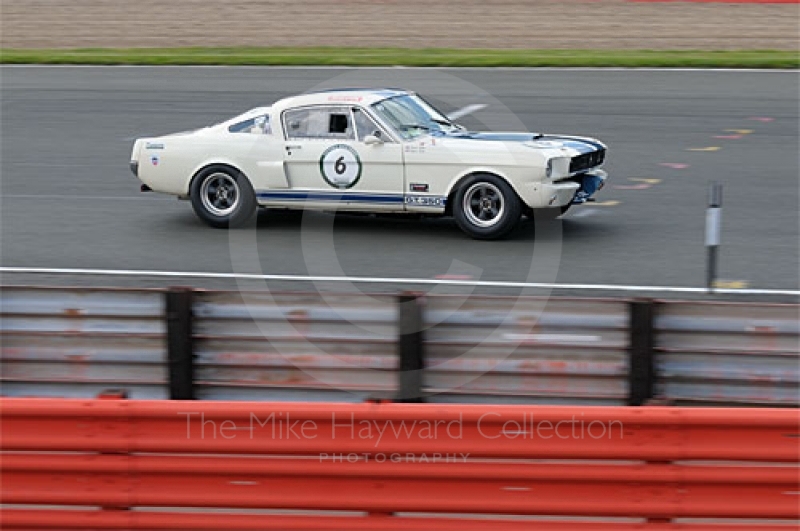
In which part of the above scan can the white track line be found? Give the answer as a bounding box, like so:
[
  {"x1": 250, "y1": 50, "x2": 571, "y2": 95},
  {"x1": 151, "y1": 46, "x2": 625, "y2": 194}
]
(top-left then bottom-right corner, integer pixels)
[{"x1": 0, "y1": 267, "x2": 797, "y2": 296}]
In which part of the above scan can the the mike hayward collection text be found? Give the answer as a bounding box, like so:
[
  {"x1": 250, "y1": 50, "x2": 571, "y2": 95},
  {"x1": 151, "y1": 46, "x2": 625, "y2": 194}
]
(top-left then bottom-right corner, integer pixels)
[{"x1": 178, "y1": 411, "x2": 625, "y2": 444}]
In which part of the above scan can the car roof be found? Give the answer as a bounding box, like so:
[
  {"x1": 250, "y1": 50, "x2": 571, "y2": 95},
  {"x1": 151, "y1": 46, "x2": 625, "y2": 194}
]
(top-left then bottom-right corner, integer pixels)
[{"x1": 272, "y1": 88, "x2": 412, "y2": 111}]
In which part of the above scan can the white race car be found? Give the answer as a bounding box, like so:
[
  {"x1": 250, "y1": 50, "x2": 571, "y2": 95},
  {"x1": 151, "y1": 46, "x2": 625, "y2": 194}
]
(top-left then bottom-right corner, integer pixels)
[{"x1": 130, "y1": 88, "x2": 607, "y2": 239}]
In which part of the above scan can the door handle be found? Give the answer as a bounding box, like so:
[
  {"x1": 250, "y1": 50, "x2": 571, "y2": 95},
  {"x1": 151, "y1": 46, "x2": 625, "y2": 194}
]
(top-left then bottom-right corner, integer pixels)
[{"x1": 285, "y1": 144, "x2": 302, "y2": 150}]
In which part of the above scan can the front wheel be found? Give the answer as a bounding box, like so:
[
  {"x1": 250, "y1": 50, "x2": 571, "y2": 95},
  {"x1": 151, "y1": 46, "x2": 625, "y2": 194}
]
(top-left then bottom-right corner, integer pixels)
[
  {"x1": 190, "y1": 165, "x2": 257, "y2": 229},
  {"x1": 453, "y1": 174, "x2": 522, "y2": 240}
]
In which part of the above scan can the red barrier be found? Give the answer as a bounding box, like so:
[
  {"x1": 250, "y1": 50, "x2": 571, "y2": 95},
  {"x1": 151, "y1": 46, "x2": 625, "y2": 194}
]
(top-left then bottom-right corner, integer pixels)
[
  {"x1": 0, "y1": 510, "x2": 795, "y2": 531},
  {"x1": 2, "y1": 399, "x2": 797, "y2": 460},
  {"x1": 1, "y1": 398, "x2": 798, "y2": 529}
]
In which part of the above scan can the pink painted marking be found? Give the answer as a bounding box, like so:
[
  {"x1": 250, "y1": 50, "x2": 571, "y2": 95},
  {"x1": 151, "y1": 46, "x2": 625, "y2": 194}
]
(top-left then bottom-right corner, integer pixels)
[
  {"x1": 749, "y1": 117, "x2": 775, "y2": 122},
  {"x1": 660, "y1": 163, "x2": 688, "y2": 170},
  {"x1": 714, "y1": 134, "x2": 744, "y2": 139}
]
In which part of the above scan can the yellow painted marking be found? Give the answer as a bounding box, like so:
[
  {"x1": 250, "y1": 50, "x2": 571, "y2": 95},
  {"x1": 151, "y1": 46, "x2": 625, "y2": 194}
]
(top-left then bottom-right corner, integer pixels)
[
  {"x1": 725, "y1": 129, "x2": 753, "y2": 135},
  {"x1": 593, "y1": 200, "x2": 620, "y2": 207},
  {"x1": 687, "y1": 146, "x2": 721, "y2": 152},
  {"x1": 629, "y1": 178, "x2": 661, "y2": 185},
  {"x1": 713, "y1": 280, "x2": 750, "y2": 289}
]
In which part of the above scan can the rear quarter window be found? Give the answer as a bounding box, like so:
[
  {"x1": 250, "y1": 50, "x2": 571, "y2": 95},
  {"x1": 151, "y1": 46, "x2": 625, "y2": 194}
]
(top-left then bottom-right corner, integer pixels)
[{"x1": 228, "y1": 115, "x2": 271, "y2": 134}]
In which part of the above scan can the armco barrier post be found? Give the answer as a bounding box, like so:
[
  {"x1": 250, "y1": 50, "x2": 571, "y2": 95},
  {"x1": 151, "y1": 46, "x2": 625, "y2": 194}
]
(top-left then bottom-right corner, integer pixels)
[
  {"x1": 166, "y1": 287, "x2": 195, "y2": 400},
  {"x1": 628, "y1": 300, "x2": 656, "y2": 406},
  {"x1": 396, "y1": 292, "x2": 425, "y2": 403},
  {"x1": 706, "y1": 181, "x2": 723, "y2": 292}
]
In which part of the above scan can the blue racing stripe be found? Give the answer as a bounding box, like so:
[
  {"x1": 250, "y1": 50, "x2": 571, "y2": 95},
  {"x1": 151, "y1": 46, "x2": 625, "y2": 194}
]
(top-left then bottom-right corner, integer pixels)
[{"x1": 257, "y1": 190, "x2": 404, "y2": 204}]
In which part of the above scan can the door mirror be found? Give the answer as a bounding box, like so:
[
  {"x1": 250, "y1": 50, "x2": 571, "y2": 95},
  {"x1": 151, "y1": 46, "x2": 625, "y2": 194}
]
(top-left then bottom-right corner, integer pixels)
[{"x1": 364, "y1": 134, "x2": 383, "y2": 146}]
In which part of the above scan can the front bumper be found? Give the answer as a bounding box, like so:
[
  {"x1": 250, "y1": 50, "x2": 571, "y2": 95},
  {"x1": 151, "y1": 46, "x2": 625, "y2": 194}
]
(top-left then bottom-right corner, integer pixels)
[
  {"x1": 538, "y1": 180, "x2": 580, "y2": 208},
  {"x1": 518, "y1": 169, "x2": 608, "y2": 209}
]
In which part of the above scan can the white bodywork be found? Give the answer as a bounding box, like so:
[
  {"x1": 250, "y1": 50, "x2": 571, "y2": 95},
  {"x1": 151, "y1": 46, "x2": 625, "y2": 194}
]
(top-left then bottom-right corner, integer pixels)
[{"x1": 130, "y1": 89, "x2": 608, "y2": 213}]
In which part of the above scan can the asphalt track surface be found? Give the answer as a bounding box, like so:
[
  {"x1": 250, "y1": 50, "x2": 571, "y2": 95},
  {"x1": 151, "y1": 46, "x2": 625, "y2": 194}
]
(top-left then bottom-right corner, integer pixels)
[{"x1": 1, "y1": 67, "x2": 798, "y2": 299}]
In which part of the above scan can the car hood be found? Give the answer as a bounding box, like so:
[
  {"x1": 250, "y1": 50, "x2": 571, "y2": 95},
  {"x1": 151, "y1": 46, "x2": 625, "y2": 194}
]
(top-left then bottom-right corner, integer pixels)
[{"x1": 438, "y1": 131, "x2": 605, "y2": 153}]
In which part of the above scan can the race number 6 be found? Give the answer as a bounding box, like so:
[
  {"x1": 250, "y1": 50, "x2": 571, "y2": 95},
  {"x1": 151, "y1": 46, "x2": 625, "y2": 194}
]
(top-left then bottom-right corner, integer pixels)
[
  {"x1": 319, "y1": 144, "x2": 362, "y2": 189},
  {"x1": 335, "y1": 156, "x2": 346, "y2": 175}
]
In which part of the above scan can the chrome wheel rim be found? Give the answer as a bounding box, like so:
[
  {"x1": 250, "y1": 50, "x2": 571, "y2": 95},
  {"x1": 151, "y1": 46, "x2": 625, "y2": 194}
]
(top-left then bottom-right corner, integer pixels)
[
  {"x1": 463, "y1": 182, "x2": 504, "y2": 228},
  {"x1": 200, "y1": 173, "x2": 240, "y2": 216}
]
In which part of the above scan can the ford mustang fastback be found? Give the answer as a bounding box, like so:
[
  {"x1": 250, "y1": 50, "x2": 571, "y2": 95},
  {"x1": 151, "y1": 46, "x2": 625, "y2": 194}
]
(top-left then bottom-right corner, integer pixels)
[{"x1": 130, "y1": 88, "x2": 608, "y2": 239}]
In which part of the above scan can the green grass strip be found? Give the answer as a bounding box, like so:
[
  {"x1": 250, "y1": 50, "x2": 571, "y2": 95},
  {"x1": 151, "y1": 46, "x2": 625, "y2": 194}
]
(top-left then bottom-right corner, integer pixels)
[{"x1": 1, "y1": 47, "x2": 797, "y2": 69}]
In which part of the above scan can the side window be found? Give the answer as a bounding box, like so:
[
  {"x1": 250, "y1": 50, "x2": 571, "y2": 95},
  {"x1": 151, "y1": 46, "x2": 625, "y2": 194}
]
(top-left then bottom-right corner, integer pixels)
[
  {"x1": 283, "y1": 107, "x2": 354, "y2": 140},
  {"x1": 228, "y1": 115, "x2": 270, "y2": 134},
  {"x1": 352, "y1": 107, "x2": 384, "y2": 142}
]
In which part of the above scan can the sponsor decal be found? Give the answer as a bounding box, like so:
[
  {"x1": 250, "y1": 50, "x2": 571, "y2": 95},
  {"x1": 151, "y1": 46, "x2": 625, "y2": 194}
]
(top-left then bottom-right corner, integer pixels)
[
  {"x1": 410, "y1": 183, "x2": 429, "y2": 192},
  {"x1": 145, "y1": 142, "x2": 165, "y2": 150},
  {"x1": 327, "y1": 95, "x2": 363, "y2": 103},
  {"x1": 319, "y1": 144, "x2": 362, "y2": 189},
  {"x1": 150, "y1": 155, "x2": 159, "y2": 166}
]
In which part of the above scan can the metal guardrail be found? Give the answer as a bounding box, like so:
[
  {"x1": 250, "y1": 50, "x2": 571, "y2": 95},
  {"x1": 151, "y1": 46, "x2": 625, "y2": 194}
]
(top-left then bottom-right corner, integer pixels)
[
  {"x1": 193, "y1": 290, "x2": 398, "y2": 401},
  {"x1": 423, "y1": 295, "x2": 629, "y2": 404},
  {"x1": 655, "y1": 300, "x2": 800, "y2": 405},
  {"x1": 0, "y1": 286, "x2": 167, "y2": 398},
  {"x1": 1, "y1": 285, "x2": 798, "y2": 405}
]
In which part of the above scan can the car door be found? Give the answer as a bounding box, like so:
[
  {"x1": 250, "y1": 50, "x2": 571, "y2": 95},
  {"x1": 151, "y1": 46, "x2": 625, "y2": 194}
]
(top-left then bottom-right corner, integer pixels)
[{"x1": 278, "y1": 105, "x2": 405, "y2": 211}]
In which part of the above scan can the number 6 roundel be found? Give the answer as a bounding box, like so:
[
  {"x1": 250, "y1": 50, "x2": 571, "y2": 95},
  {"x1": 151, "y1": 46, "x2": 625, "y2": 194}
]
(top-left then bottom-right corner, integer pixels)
[{"x1": 319, "y1": 144, "x2": 362, "y2": 189}]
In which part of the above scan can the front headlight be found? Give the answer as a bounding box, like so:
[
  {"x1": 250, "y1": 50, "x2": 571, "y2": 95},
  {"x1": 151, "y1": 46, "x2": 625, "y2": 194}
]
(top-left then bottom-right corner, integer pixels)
[{"x1": 545, "y1": 159, "x2": 553, "y2": 179}]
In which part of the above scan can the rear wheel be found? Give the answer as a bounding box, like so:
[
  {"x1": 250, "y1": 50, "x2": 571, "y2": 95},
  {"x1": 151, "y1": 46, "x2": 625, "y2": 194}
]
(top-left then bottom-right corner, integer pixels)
[
  {"x1": 453, "y1": 174, "x2": 522, "y2": 240},
  {"x1": 190, "y1": 165, "x2": 256, "y2": 228}
]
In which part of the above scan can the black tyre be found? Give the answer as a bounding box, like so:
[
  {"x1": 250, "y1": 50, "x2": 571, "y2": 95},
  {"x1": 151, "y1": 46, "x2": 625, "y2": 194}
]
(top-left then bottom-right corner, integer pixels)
[
  {"x1": 453, "y1": 174, "x2": 522, "y2": 240},
  {"x1": 190, "y1": 165, "x2": 257, "y2": 229}
]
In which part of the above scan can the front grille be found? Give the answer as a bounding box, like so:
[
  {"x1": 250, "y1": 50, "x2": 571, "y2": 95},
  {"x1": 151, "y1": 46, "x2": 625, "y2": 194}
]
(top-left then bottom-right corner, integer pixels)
[{"x1": 569, "y1": 149, "x2": 605, "y2": 174}]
